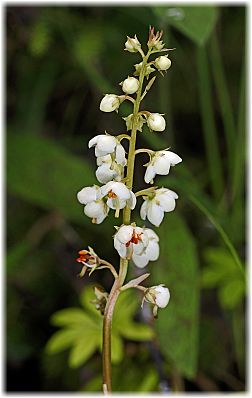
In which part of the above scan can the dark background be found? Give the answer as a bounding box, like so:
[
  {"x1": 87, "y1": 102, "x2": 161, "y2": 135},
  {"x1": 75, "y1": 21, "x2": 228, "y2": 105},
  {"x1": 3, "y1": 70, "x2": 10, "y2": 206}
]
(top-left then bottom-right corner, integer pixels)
[{"x1": 6, "y1": 5, "x2": 246, "y2": 392}]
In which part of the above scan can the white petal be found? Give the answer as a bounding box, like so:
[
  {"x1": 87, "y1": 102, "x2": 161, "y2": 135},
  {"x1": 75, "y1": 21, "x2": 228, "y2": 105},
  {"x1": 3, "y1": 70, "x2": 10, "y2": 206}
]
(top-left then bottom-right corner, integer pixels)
[
  {"x1": 116, "y1": 225, "x2": 133, "y2": 244},
  {"x1": 153, "y1": 154, "x2": 170, "y2": 175},
  {"x1": 164, "y1": 151, "x2": 182, "y2": 166},
  {"x1": 96, "y1": 165, "x2": 115, "y2": 184},
  {"x1": 99, "y1": 181, "x2": 114, "y2": 197},
  {"x1": 84, "y1": 201, "x2": 105, "y2": 218},
  {"x1": 127, "y1": 191, "x2": 137, "y2": 210},
  {"x1": 140, "y1": 200, "x2": 148, "y2": 220},
  {"x1": 132, "y1": 253, "x2": 149, "y2": 268},
  {"x1": 145, "y1": 240, "x2": 160, "y2": 261},
  {"x1": 111, "y1": 182, "x2": 131, "y2": 200},
  {"x1": 145, "y1": 228, "x2": 159, "y2": 242},
  {"x1": 114, "y1": 237, "x2": 127, "y2": 258},
  {"x1": 133, "y1": 240, "x2": 146, "y2": 255},
  {"x1": 115, "y1": 143, "x2": 126, "y2": 165},
  {"x1": 144, "y1": 165, "x2": 156, "y2": 184},
  {"x1": 88, "y1": 135, "x2": 102, "y2": 148},
  {"x1": 77, "y1": 186, "x2": 97, "y2": 204},
  {"x1": 138, "y1": 228, "x2": 149, "y2": 248},
  {"x1": 95, "y1": 147, "x2": 108, "y2": 158},
  {"x1": 95, "y1": 208, "x2": 109, "y2": 224},
  {"x1": 154, "y1": 286, "x2": 170, "y2": 308},
  {"x1": 107, "y1": 197, "x2": 126, "y2": 210},
  {"x1": 97, "y1": 135, "x2": 117, "y2": 153},
  {"x1": 157, "y1": 191, "x2": 177, "y2": 212},
  {"x1": 147, "y1": 202, "x2": 164, "y2": 227},
  {"x1": 96, "y1": 154, "x2": 112, "y2": 166}
]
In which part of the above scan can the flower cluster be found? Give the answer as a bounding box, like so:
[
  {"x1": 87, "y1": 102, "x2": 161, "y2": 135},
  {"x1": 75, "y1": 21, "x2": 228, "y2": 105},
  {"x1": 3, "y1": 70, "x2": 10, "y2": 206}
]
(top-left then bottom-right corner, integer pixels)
[{"x1": 76, "y1": 27, "x2": 182, "y2": 317}]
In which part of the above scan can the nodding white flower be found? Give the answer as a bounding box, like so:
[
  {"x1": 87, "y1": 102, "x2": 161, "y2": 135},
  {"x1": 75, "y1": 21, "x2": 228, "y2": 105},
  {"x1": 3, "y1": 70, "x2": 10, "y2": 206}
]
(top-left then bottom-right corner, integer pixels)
[
  {"x1": 114, "y1": 225, "x2": 159, "y2": 268},
  {"x1": 132, "y1": 228, "x2": 159, "y2": 268},
  {"x1": 100, "y1": 94, "x2": 120, "y2": 112},
  {"x1": 98, "y1": 181, "x2": 136, "y2": 217},
  {"x1": 96, "y1": 155, "x2": 124, "y2": 184},
  {"x1": 122, "y1": 77, "x2": 139, "y2": 94},
  {"x1": 145, "y1": 150, "x2": 182, "y2": 184},
  {"x1": 144, "y1": 284, "x2": 170, "y2": 308},
  {"x1": 147, "y1": 113, "x2": 166, "y2": 132},
  {"x1": 140, "y1": 188, "x2": 178, "y2": 227},
  {"x1": 125, "y1": 35, "x2": 141, "y2": 53},
  {"x1": 89, "y1": 134, "x2": 126, "y2": 165},
  {"x1": 154, "y1": 55, "x2": 171, "y2": 71},
  {"x1": 77, "y1": 185, "x2": 109, "y2": 224}
]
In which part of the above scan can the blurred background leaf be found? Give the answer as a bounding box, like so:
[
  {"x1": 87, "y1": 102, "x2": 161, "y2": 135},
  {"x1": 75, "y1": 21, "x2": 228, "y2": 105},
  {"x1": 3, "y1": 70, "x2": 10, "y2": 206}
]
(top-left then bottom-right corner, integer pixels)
[{"x1": 154, "y1": 213, "x2": 199, "y2": 379}]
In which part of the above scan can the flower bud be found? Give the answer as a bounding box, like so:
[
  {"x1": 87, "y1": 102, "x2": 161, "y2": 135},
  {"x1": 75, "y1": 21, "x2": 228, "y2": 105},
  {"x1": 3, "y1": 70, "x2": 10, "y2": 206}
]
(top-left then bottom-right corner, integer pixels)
[
  {"x1": 122, "y1": 77, "x2": 139, "y2": 94},
  {"x1": 147, "y1": 113, "x2": 166, "y2": 132},
  {"x1": 147, "y1": 27, "x2": 165, "y2": 51},
  {"x1": 100, "y1": 94, "x2": 120, "y2": 112},
  {"x1": 125, "y1": 35, "x2": 141, "y2": 53},
  {"x1": 154, "y1": 55, "x2": 171, "y2": 71}
]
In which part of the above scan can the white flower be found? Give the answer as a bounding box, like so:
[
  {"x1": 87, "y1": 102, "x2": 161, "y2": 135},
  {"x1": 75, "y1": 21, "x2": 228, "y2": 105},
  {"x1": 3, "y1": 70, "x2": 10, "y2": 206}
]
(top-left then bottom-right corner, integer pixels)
[
  {"x1": 77, "y1": 185, "x2": 109, "y2": 224},
  {"x1": 89, "y1": 134, "x2": 126, "y2": 165},
  {"x1": 132, "y1": 228, "x2": 159, "y2": 268},
  {"x1": 114, "y1": 225, "x2": 159, "y2": 268},
  {"x1": 100, "y1": 94, "x2": 120, "y2": 112},
  {"x1": 98, "y1": 181, "x2": 136, "y2": 217},
  {"x1": 96, "y1": 155, "x2": 124, "y2": 184},
  {"x1": 145, "y1": 150, "x2": 182, "y2": 184},
  {"x1": 145, "y1": 284, "x2": 170, "y2": 308},
  {"x1": 154, "y1": 55, "x2": 171, "y2": 71},
  {"x1": 122, "y1": 77, "x2": 139, "y2": 94},
  {"x1": 147, "y1": 113, "x2": 166, "y2": 132},
  {"x1": 125, "y1": 35, "x2": 141, "y2": 53},
  {"x1": 140, "y1": 188, "x2": 178, "y2": 227}
]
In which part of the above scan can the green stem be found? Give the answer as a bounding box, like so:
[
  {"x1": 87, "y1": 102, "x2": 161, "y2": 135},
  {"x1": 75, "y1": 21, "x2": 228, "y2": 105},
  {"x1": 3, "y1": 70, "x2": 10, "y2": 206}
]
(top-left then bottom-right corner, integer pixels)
[{"x1": 102, "y1": 50, "x2": 151, "y2": 393}]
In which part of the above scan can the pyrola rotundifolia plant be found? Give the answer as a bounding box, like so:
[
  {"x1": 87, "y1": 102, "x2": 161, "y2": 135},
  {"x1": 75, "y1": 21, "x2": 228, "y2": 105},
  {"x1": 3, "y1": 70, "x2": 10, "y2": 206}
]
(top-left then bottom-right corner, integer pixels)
[{"x1": 76, "y1": 27, "x2": 182, "y2": 393}]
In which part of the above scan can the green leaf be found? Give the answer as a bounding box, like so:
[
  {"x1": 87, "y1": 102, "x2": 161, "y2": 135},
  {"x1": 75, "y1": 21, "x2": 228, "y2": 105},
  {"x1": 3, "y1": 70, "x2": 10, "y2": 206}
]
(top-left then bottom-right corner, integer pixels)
[
  {"x1": 154, "y1": 213, "x2": 199, "y2": 378},
  {"x1": 218, "y1": 279, "x2": 245, "y2": 310},
  {"x1": 45, "y1": 329, "x2": 81, "y2": 354},
  {"x1": 51, "y1": 308, "x2": 97, "y2": 329},
  {"x1": 7, "y1": 133, "x2": 95, "y2": 225},
  {"x1": 201, "y1": 247, "x2": 239, "y2": 288},
  {"x1": 69, "y1": 335, "x2": 98, "y2": 368},
  {"x1": 201, "y1": 247, "x2": 246, "y2": 310},
  {"x1": 79, "y1": 284, "x2": 103, "y2": 318},
  {"x1": 119, "y1": 322, "x2": 153, "y2": 341},
  {"x1": 153, "y1": 6, "x2": 218, "y2": 46},
  {"x1": 137, "y1": 368, "x2": 158, "y2": 392},
  {"x1": 112, "y1": 289, "x2": 153, "y2": 341}
]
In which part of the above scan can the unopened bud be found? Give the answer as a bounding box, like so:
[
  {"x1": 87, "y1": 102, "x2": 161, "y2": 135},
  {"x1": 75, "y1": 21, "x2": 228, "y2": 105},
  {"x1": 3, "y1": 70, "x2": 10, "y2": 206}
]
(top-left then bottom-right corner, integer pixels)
[
  {"x1": 100, "y1": 94, "x2": 120, "y2": 112},
  {"x1": 147, "y1": 113, "x2": 166, "y2": 132},
  {"x1": 155, "y1": 55, "x2": 171, "y2": 71},
  {"x1": 125, "y1": 35, "x2": 141, "y2": 53},
  {"x1": 122, "y1": 77, "x2": 139, "y2": 94}
]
